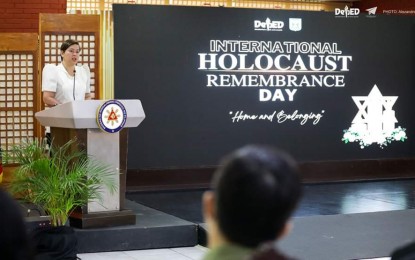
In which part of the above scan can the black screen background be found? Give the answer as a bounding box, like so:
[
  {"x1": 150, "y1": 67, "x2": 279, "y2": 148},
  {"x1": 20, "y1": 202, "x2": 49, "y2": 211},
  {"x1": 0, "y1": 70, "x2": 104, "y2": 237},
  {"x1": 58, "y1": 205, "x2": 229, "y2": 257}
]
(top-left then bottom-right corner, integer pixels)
[{"x1": 114, "y1": 5, "x2": 415, "y2": 169}]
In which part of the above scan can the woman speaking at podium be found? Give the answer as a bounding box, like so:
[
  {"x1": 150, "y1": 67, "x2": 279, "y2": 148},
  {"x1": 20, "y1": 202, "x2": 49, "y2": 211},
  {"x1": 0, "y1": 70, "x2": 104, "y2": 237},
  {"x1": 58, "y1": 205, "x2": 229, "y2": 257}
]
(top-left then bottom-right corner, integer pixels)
[{"x1": 42, "y1": 39, "x2": 92, "y2": 107}]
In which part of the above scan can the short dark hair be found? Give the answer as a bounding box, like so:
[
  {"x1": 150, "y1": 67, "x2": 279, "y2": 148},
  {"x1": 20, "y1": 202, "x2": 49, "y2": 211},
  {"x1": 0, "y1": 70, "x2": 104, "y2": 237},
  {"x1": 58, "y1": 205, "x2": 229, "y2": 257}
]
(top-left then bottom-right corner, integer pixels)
[
  {"x1": 212, "y1": 145, "x2": 302, "y2": 248},
  {"x1": 60, "y1": 39, "x2": 80, "y2": 52}
]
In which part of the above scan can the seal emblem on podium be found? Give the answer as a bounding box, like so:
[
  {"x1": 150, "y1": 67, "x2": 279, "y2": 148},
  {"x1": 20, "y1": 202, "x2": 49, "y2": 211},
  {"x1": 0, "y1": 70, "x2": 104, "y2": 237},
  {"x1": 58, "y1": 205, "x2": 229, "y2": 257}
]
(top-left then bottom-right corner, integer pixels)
[{"x1": 97, "y1": 100, "x2": 127, "y2": 133}]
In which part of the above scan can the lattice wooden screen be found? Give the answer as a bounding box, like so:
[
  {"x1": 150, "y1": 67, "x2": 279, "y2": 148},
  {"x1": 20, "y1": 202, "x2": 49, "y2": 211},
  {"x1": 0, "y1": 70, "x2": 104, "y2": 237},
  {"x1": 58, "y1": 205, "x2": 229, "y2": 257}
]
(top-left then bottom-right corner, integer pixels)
[
  {"x1": 106, "y1": 0, "x2": 165, "y2": 9},
  {"x1": 67, "y1": 0, "x2": 165, "y2": 12},
  {"x1": 105, "y1": 0, "x2": 165, "y2": 9},
  {"x1": 0, "y1": 33, "x2": 39, "y2": 156},
  {"x1": 67, "y1": 0, "x2": 339, "y2": 11},
  {"x1": 67, "y1": 0, "x2": 101, "y2": 10},
  {"x1": 172, "y1": 0, "x2": 226, "y2": 7}
]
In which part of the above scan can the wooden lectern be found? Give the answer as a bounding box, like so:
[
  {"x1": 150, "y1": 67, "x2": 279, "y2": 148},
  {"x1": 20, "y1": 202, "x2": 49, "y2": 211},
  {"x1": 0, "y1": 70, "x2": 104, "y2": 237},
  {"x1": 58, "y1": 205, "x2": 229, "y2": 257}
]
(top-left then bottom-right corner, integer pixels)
[{"x1": 35, "y1": 100, "x2": 145, "y2": 228}]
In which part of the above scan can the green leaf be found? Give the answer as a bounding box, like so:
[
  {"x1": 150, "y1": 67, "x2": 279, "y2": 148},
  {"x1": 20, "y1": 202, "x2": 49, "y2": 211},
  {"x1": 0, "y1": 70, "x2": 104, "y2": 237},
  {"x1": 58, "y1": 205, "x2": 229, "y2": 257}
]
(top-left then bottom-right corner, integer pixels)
[{"x1": 4, "y1": 138, "x2": 116, "y2": 227}]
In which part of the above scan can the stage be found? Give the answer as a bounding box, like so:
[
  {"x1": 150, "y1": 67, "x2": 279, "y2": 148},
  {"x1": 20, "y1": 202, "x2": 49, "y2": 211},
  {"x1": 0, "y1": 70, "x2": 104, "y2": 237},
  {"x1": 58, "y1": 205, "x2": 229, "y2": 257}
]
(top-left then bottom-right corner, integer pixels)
[{"x1": 27, "y1": 178, "x2": 414, "y2": 259}]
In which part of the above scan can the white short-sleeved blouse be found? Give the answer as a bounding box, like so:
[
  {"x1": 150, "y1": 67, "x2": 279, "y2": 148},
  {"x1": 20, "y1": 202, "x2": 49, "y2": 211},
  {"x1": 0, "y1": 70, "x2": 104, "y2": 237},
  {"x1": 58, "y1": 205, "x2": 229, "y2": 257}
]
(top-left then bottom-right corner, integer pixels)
[{"x1": 42, "y1": 63, "x2": 91, "y2": 104}]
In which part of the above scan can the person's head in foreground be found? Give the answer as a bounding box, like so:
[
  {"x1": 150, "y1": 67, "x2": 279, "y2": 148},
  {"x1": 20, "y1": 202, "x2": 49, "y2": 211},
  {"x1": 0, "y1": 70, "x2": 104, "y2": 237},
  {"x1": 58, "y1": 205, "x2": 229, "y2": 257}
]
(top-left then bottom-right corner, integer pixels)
[
  {"x1": 203, "y1": 145, "x2": 302, "y2": 260},
  {"x1": 0, "y1": 189, "x2": 33, "y2": 260}
]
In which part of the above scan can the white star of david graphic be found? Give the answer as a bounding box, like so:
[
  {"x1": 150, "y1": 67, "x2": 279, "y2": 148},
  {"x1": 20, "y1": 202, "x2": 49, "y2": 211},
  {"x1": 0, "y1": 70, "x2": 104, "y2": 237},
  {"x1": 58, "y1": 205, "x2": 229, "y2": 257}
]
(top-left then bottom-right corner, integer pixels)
[{"x1": 351, "y1": 85, "x2": 398, "y2": 139}]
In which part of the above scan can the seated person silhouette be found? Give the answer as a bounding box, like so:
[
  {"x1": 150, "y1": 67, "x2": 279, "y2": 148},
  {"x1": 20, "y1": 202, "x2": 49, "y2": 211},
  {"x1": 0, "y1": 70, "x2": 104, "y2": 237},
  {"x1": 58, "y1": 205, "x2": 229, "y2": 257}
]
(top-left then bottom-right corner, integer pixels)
[
  {"x1": 391, "y1": 240, "x2": 415, "y2": 260},
  {"x1": 202, "y1": 145, "x2": 302, "y2": 260},
  {"x1": 0, "y1": 188, "x2": 33, "y2": 259}
]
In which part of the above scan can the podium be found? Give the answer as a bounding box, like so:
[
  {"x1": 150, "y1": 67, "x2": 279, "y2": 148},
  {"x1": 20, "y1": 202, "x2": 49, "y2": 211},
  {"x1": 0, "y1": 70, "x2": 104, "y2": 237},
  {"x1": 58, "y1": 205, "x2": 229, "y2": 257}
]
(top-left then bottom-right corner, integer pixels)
[{"x1": 35, "y1": 100, "x2": 145, "y2": 228}]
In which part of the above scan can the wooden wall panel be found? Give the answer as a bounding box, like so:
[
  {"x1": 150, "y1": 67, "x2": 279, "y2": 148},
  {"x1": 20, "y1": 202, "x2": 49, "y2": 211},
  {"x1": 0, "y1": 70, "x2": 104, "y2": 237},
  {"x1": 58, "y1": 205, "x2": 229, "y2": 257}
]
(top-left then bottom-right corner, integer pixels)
[
  {"x1": 0, "y1": 33, "x2": 39, "y2": 51},
  {"x1": 40, "y1": 14, "x2": 100, "y2": 32},
  {"x1": 0, "y1": 33, "x2": 39, "y2": 168}
]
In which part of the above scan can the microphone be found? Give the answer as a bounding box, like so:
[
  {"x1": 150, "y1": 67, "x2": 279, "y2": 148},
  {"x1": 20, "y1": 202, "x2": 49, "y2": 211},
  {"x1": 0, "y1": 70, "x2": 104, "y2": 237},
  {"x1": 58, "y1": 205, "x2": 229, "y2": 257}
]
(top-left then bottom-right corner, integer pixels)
[{"x1": 73, "y1": 68, "x2": 76, "y2": 100}]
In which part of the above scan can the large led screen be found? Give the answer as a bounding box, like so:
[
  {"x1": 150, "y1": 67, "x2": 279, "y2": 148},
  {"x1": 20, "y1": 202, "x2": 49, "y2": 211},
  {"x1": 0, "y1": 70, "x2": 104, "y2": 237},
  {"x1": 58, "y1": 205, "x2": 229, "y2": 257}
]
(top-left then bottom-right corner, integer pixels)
[{"x1": 113, "y1": 5, "x2": 415, "y2": 169}]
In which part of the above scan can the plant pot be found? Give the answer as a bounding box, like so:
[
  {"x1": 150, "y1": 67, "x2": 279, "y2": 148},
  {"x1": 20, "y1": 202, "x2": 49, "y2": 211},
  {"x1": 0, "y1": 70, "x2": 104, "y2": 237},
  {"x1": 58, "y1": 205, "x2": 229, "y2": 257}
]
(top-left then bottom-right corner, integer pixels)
[{"x1": 31, "y1": 225, "x2": 78, "y2": 260}]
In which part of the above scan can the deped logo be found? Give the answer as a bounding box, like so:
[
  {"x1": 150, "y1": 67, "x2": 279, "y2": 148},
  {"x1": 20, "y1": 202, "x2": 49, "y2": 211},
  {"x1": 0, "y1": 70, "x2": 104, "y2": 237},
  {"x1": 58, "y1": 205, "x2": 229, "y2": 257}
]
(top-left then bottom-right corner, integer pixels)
[
  {"x1": 254, "y1": 18, "x2": 284, "y2": 31},
  {"x1": 335, "y1": 6, "x2": 360, "y2": 18}
]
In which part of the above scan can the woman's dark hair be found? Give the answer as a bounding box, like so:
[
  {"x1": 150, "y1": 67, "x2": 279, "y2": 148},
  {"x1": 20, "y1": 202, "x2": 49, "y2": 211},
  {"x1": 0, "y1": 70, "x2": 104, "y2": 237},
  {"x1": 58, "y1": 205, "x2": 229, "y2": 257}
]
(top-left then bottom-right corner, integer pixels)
[
  {"x1": 212, "y1": 145, "x2": 302, "y2": 248},
  {"x1": 0, "y1": 189, "x2": 33, "y2": 259},
  {"x1": 60, "y1": 39, "x2": 80, "y2": 52}
]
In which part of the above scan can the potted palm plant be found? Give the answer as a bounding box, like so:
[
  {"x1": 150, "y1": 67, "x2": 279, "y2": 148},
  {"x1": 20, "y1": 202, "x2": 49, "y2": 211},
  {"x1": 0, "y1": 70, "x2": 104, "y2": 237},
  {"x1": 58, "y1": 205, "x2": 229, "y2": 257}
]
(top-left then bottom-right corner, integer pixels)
[{"x1": 4, "y1": 137, "x2": 117, "y2": 258}]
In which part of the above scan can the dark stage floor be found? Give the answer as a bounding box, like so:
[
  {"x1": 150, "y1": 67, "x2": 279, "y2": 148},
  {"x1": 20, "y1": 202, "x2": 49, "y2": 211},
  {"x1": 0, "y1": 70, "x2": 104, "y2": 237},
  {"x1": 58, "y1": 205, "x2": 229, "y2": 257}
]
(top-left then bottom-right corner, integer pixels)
[
  {"x1": 125, "y1": 178, "x2": 415, "y2": 259},
  {"x1": 126, "y1": 178, "x2": 415, "y2": 223},
  {"x1": 20, "y1": 178, "x2": 415, "y2": 259}
]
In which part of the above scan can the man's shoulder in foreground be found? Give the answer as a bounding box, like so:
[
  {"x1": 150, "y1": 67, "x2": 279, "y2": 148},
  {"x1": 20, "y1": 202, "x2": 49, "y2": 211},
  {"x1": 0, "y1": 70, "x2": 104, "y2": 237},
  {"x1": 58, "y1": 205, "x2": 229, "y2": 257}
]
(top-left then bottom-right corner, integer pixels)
[{"x1": 203, "y1": 244, "x2": 253, "y2": 260}]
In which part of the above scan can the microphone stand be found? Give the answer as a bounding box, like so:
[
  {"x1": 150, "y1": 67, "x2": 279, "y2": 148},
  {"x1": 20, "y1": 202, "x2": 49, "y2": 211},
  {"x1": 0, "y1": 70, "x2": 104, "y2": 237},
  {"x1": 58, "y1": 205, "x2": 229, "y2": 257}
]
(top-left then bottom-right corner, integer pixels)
[{"x1": 73, "y1": 68, "x2": 76, "y2": 100}]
